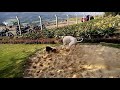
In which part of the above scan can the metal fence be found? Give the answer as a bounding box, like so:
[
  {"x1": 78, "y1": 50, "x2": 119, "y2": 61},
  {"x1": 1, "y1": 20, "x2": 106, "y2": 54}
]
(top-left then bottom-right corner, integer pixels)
[
  {"x1": 29, "y1": 14, "x2": 81, "y2": 28},
  {"x1": 0, "y1": 14, "x2": 84, "y2": 36}
]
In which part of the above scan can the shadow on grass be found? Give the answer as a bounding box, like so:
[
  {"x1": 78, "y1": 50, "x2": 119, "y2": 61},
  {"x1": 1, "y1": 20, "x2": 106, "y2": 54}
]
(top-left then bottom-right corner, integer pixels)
[
  {"x1": 0, "y1": 57, "x2": 26, "y2": 78},
  {"x1": 100, "y1": 42, "x2": 120, "y2": 49}
]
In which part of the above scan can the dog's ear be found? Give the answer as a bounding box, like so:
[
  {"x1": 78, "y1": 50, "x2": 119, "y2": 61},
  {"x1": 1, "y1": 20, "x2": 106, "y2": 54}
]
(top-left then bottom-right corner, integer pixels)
[{"x1": 52, "y1": 49, "x2": 56, "y2": 53}]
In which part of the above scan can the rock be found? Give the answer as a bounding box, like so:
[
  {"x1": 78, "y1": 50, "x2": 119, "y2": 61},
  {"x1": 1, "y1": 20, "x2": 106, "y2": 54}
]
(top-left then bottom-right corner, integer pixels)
[
  {"x1": 118, "y1": 23, "x2": 120, "y2": 26},
  {"x1": 42, "y1": 54, "x2": 52, "y2": 59},
  {"x1": 72, "y1": 74, "x2": 78, "y2": 78},
  {"x1": 48, "y1": 58, "x2": 52, "y2": 60},
  {"x1": 57, "y1": 70, "x2": 63, "y2": 73},
  {"x1": 81, "y1": 71, "x2": 88, "y2": 78},
  {"x1": 33, "y1": 73, "x2": 37, "y2": 77},
  {"x1": 109, "y1": 76, "x2": 114, "y2": 78},
  {"x1": 32, "y1": 57, "x2": 38, "y2": 60},
  {"x1": 39, "y1": 64, "x2": 43, "y2": 67},
  {"x1": 33, "y1": 66, "x2": 37, "y2": 69},
  {"x1": 36, "y1": 63, "x2": 40, "y2": 67},
  {"x1": 32, "y1": 62, "x2": 36, "y2": 66},
  {"x1": 65, "y1": 47, "x2": 70, "y2": 52},
  {"x1": 68, "y1": 67, "x2": 73, "y2": 70},
  {"x1": 36, "y1": 70, "x2": 40, "y2": 73},
  {"x1": 37, "y1": 53, "x2": 42, "y2": 57},
  {"x1": 34, "y1": 59, "x2": 39, "y2": 64},
  {"x1": 27, "y1": 72, "x2": 31, "y2": 75},
  {"x1": 42, "y1": 55, "x2": 47, "y2": 59}
]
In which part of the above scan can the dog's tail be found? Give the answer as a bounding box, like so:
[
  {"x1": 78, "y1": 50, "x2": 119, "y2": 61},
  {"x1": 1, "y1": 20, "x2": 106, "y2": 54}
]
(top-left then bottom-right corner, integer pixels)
[{"x1": 77, "y1": 38, "x2": 83, "y2": 43}]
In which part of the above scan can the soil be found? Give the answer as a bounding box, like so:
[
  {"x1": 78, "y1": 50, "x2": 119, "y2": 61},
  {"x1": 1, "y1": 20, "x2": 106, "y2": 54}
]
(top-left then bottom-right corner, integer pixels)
[{"x1": 23, "y1": 44, "x2": 120, "y2": 78}]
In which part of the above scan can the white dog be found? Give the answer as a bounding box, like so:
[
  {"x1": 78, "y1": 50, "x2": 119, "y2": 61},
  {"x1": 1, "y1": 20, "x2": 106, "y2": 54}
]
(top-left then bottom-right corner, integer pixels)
[{"x1": 62, "y1": 36, "x2": 83, "y2": 48}]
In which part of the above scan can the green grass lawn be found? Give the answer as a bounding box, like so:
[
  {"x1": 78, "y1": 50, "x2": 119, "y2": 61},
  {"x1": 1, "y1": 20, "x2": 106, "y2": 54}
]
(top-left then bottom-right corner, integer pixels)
[
  {"x1": 100, "y1": 42, "x2": 120, "y2": 49},
  {"x1": 0, "y1": 44, "x2": 57, "y2": 78}
]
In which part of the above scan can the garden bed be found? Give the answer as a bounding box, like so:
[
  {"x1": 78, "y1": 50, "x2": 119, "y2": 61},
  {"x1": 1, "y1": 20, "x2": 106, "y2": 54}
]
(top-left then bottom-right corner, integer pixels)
[
  {"x1": 0, "y1": 38, "x2": 62, "y2": 44},
  {"x1": 82, "y1": 38, "x2": 120, "y2": 43},
  {"x1": 24, "y1": 44, "x2": 120, "y2": 78}
]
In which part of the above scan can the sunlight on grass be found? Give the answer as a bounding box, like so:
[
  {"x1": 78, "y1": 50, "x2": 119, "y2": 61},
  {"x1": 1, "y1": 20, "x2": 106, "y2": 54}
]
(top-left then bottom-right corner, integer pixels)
[{"x1": 0, "y1": 44, "x2": 56, "y2": 78}]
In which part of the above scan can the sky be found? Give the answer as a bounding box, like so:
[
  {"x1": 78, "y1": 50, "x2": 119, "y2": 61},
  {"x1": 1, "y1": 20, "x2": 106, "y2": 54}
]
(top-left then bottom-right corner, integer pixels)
[
  {"x1": 0, "y1": 12, "x2": 104, "y2": 16},
  {"x1": 0, "y1": 12, "x2": 104, "y2": 23},
  {"x1": 65, "y1": 12, "x2": 104, "y2": 15}
]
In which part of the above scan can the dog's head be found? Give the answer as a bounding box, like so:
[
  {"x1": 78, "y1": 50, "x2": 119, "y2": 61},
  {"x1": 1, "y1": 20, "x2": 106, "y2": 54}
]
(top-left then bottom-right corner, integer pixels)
[
  {"x1": 46, "y1": 46, "x2": 59, "y2": 53},
  {"x1": 46, "y1": 46, "x2": 53, "y2": 53}
]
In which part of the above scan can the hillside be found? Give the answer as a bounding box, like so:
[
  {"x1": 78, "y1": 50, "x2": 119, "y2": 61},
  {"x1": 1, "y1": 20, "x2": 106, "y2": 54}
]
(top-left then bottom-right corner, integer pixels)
[
  {"x1": 42, "y1": 15, "x2": 120, "y2": 40},
  {"x1": 0, "y1": 12, "x2": 82, "y2": 24}
]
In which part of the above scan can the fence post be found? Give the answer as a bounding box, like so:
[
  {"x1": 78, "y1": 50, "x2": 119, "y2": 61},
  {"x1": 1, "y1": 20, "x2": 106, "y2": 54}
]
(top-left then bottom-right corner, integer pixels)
[
  {"x1": 83, "y1": 16, "x2": 85, "y2": 22},
  {"x1": 83, "y1": 13, "x2": 85, "y2": 22},
  {"x1": 16, "y1": 16, "x2": 21, "y2": 35},
  {"x1": 55, "y1": 15, "x2": 58, "y2": 28},
  {"x1": 67, "y1": 15, "x2": 69, "y2": 25},
  {"x1": 38, "y1": 16, "x2": 42, "y2": 30},
  {"x1": 102, "y1": 14, "x2": 104, "y2": 18},
  {"x1": 89, "y1": 15, "x2": 90, "y2": 21},
  {"x1": 75, "y1": 14, "x2": 78, "y2": 24},
  {"x1": 6, "y1": 32, "x2": 8, "y2": 36}
]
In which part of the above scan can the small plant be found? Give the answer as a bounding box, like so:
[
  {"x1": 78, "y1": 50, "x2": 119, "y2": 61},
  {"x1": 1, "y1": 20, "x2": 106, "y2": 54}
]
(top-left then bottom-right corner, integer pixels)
[{"x1": 22, "y1": 31, "x2": 43, "y2": 39}]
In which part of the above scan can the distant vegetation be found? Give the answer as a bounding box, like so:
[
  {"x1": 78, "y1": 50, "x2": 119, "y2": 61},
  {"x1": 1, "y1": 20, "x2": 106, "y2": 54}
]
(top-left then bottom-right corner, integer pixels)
[
  {"x1": 104, "y1": 12, "x2": 120, "y2": 16},
  {"x1": 42, "y1": 15, "x2": 120, "y2": 39}
]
